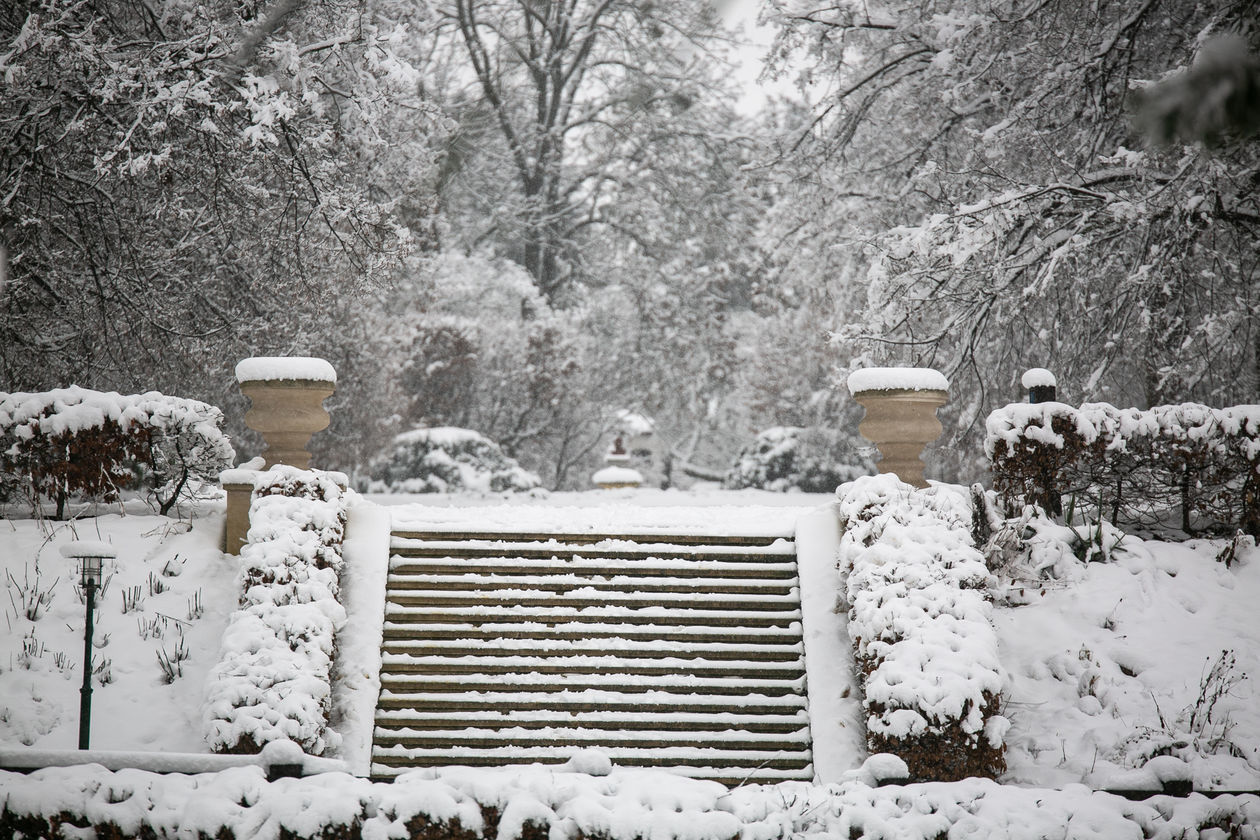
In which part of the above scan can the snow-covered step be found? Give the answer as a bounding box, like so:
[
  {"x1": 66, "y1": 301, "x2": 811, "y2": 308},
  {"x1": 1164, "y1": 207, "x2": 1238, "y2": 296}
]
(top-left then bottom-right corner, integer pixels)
[
  {"x1": 390, "y1": 540, "x2": 796, "y2": 563},
  {"x1": 381, "y1": 622, "x2": 802, "y2": 645},
  {"x1": 381, "y1": 653, "x2": 804, "y2": 677},
  {"x1": 391, "y1": 530, "x2": 790, "y2": 547},
  {"x1": 386, "y1": 572, "x2": 796, "y2": 596},
  {"x1": 373, "y1": 709, "x2": 810, "y2": 731},
  {"x1": 372, "y1": 527, "x2": 811, "y2": 785},
  {"x1": 380, "y1": 638, "x2": 804, "y2": 661},
  {"x1": 382, "y1": 605, "x2": 803, "y2": 628},
  {"x1": 386, "y1": 589, "x2": 799, "y2": 611},
  {"x1": 379, "y1": 672, "x2": 804, "y2": 696},
  {"x1": 373, "y1": 727, "x2": 810, "y2": 750},
  {"x1": 389, "y1": 557, "x2": 800, "y2": 579},
  {"x1": 375, "y1": 689, "x2": 807, "y2": 715}
]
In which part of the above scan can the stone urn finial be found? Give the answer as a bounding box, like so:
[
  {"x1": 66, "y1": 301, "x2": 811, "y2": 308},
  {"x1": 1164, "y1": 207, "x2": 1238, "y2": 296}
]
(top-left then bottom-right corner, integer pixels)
[
  {"x1": 235, "y1": 357, "x2": 337, "y2": 469},
  {"x1": 848, "y1": 367, "x2": 949, "y2": 489}
]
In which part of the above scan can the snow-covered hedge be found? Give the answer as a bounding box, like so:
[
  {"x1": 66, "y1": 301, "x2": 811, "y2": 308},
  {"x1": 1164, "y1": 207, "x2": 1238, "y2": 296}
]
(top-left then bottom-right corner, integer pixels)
[
  {"x1": 987, "y1": 401, "x2": 1260, "y2": 535},
  {"x1": 204, "y1": 467, "x2": 349, "y2": 756},
  {"x1": 365, "y1": 426, "x2": 541, "y2": 494},
  {"x1": 0, "y1": 387, "x2": 234, "y2": 517},
  {"x1": 725, "y1": 427, "x2": 869, "y2": 493},
  {"x1": 836, "y1": 475, "x2": 1007, "y2": 781},
  {"x1": 3, "y1": 761, "x2": 1258, "y2": 840}
]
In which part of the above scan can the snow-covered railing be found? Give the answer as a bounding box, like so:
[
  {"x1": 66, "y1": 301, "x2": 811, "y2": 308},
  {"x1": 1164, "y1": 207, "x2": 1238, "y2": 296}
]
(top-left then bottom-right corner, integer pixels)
[
  {"x1": 0, "y1": 387, "x2": 234, "y2": 517},
  {"x1": 2, "y1": 759, "x2": 1257, "y2": 840},
  {"x1": 986, "y1": 401, "x2": 1260, "y2": 535},
  {"x1": 203, "y1": 467, "x2": 349, "y2": 756},
  {"x1": 836, "y1": 474, "x2": 1007, "y2": 781}
]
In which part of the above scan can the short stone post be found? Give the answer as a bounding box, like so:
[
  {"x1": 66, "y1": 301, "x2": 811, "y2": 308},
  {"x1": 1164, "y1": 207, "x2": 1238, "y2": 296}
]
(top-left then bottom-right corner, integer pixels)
[
  {"x1": 848, "y1": 367, "x2": 949, "y2": 489},
  {"x1": 1022, "y1": 368, "x2": 1057, "y2": 404},
  {"x1": 235, "y1": 357, "x2": 337, "y2": 469},
  {"x1": 220, "y1": 464, "x2": 259, "y2": 556}
]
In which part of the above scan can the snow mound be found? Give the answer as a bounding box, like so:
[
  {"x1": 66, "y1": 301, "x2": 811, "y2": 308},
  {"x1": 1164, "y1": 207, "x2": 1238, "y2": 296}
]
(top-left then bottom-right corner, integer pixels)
[
  {"x1": 847, "y1": 367, "x2": 949, "y2": 394},
  {"x1": 234, "y1": 357, "x2": 337, "y2": 384},
  {"x1": 1021, "y1": 367, "x2": 1057, "y2": 388}
]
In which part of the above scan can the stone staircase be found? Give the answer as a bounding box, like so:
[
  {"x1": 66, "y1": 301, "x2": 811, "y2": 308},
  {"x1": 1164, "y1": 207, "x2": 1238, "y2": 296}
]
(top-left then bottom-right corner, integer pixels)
[{"x1": 371, "y1": 528, "x2": 813, "y2": 785}]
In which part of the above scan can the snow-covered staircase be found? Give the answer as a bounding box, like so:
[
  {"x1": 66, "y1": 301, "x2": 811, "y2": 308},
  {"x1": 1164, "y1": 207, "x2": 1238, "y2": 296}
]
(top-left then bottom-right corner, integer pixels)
[{"x1": 371, "y1": 528, "x2": 813, "y2": 785}]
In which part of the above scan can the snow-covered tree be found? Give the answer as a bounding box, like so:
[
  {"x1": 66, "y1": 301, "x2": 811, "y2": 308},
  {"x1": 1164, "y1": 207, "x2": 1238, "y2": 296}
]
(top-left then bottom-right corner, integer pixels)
[
  {"x1": 0, "y1": 0, "x2": 441, "y2": 395},
  {"x1": 765, "y1": 0, "x2": 1259, "y2": 478}
]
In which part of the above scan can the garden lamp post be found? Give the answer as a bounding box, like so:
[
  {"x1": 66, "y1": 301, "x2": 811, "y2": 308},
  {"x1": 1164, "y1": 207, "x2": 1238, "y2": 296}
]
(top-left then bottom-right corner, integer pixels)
[{"x1": 60, "y1": 541, "x2": 114, "y2": 750}]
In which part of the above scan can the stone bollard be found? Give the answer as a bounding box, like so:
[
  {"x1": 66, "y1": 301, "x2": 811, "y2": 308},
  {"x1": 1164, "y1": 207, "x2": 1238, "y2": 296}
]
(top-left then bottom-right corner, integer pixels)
[
  {"x1": 848, "y1": 367, "x2": 949, "y2": 489},
  {"x1": 1022, "y1": 367, "x2": 1057, "y2": 404},
  {"x1": 235, "y1": 357, "x2": 337, "y2": 469},
  {"x1": 220, "y1": 472, "x2": 254, "y2": 556}
]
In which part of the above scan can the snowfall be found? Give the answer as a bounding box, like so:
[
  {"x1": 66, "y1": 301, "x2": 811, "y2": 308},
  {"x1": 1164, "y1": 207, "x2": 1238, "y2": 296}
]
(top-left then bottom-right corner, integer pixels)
[{"x1": 2, "y1": 483, "x2": 1259, "y2": 838}]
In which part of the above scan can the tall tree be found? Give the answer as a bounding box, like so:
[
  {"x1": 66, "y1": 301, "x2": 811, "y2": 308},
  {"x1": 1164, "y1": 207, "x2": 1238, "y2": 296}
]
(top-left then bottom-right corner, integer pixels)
[{"x1": 424, "y1": 0, "x2": 737, "y2": 302}]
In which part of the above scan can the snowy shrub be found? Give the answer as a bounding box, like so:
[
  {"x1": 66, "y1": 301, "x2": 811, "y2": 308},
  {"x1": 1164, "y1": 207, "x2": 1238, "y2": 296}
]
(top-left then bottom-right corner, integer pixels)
[
  {"x1": 5, "y1": 763, "x2": 1259, "y2": 840},
  {"x1": 725, "y1": 426, "x2": 870, "y2": 493},
  {"x1": 836, "y1": 474, "x2": 1007, "y2": 781},
  {"x1": 985, "y1": 402, "x2": 1099, "y2": 517},
  {"x1": 366, "y1": 427, "x2": 541, "y2": 494},
  {"x1": 0, "y1": 387, "x2": 234, "y2": 518},
  {"x1": 204, "y1": 467, "x2": 349, "y2": 756},
  {"x1": 987, "y1": 401, "x2": 1260, "y2": 537}
]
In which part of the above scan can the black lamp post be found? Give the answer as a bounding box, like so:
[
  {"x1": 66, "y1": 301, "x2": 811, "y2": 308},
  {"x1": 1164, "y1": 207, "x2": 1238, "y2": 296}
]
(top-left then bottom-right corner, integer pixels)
[{"x1": 60, "y1": 541, "x2": 113, "y2": 750}]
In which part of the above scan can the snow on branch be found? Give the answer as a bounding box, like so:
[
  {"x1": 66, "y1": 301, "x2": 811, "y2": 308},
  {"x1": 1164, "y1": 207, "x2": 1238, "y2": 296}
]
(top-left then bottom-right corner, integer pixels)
[
  {"x1": 203, "y1": 466, "x2": 349, "y2": 756},
  {"x1": 836, "y1": 474, "x2": 1007, "y2": 781}
]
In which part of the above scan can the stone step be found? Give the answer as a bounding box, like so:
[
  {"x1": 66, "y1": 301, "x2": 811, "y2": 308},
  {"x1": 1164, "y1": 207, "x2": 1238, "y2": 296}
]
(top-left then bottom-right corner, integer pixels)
[
  {"x1": 385, "y1": 590, "x2": 798, "y2": 611},
  {"x1": 373, "y1": 710, "x2": 809, "y2": 733},
  {"x1": 380, "y1": 622, "x2": 803, "y2": 645},
  {"x1": 370, "y1": 747, "x2": 811, "y2": 772},
  {"x1": 377, "y1": 672, "x2": 804, "y2": 696},
  {"x1": 385, "y1": 573, "x2": 796, "y2": 596},
  {"x1": 391, "y1": 530, "x2": 791, "y2": 548},
  {"x1": 382, "y1": 605, "x2": 802, "y2": 628},
  {"x1": 380, "y1": 639, "x2": 803, "y2": 662},
  {"x1": 372, "y1": 728, "x2": 809, "y2": 751},
  {"x1": 388, "y1": 559, "x2": 800, "y2": 579},
  {"x1": 380, "y1": 653, "x2": 802, "y2": 678},
  {"x1": 390, "y1": 543, "x2": 795, "y2": 564},
  {"x1": 375, "y1": 691, "x2": 807, "y2": 715}
]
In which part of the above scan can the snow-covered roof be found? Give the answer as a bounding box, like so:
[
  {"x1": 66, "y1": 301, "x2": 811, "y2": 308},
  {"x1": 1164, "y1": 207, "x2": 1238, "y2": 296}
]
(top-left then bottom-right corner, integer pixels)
[
  {"x1": 235, "y1": 357, "x2": 337, "y2": 384},
  {"x1": 847, "y1": 367, "x2": 949, "y2": 394}
]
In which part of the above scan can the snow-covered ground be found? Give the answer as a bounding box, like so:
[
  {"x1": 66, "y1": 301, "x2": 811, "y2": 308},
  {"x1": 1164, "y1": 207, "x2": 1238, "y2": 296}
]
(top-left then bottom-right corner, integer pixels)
[
  {"x1": 996, "y1": 533, "x2": 1260, "y2": 791},
  {"x1": 0, "y1": 502, "x2": 237, "y2": 751},
  {"x1": 2, "y1": 485, "x2": 1258, "y2": 801}
]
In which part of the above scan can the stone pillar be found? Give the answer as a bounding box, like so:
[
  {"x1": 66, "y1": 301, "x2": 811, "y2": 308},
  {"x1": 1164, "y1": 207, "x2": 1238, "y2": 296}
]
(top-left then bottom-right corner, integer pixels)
[
  {"x1": 221, "y1": 476, "x2": 254, "y2": 556},
  {"x1": 848, "y1": 368, "x2": 949, "y2": 489}
]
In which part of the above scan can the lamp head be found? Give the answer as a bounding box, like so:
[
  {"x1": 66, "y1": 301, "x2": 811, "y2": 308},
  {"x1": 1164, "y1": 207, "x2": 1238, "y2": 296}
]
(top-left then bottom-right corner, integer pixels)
[{"x1": 59, "y1": 541, "x2": 116, "y2": 588}]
